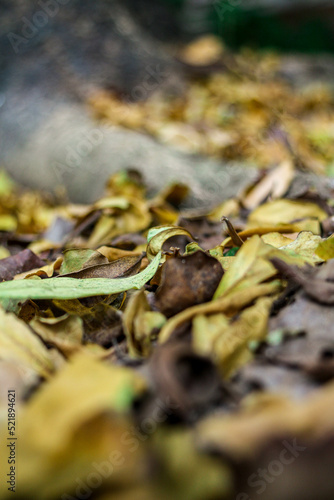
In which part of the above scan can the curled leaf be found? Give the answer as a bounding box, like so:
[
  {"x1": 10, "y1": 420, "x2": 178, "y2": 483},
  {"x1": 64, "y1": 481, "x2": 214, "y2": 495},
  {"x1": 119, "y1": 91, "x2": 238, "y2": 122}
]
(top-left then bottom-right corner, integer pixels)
[{"x1": 146, "y1": 225, "x2": 194, "y2": 261}]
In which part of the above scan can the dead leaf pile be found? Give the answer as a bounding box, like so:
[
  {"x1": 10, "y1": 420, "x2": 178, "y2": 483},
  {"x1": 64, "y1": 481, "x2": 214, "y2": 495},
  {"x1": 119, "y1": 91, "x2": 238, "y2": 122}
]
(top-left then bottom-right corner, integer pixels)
[
  {"x1": 1, "y1": 43, "x2": 334, "y2": 499},
  {"x1": 90, "y1": 38, "x2": 334, "y2": 176}
]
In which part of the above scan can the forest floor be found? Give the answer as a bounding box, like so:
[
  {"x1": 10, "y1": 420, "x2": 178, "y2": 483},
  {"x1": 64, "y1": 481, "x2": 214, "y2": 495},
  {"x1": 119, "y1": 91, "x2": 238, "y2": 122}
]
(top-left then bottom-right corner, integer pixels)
[{"x1": 1, "y1": 37, "x2": 334, "y2": 500}]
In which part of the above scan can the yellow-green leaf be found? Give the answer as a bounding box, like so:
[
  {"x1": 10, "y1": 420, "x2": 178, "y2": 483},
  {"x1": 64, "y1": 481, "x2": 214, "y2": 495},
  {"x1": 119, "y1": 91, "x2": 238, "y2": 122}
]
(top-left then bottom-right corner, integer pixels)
[{"x1": 0, "y1": 252, "x2": 161, "y2": 300}]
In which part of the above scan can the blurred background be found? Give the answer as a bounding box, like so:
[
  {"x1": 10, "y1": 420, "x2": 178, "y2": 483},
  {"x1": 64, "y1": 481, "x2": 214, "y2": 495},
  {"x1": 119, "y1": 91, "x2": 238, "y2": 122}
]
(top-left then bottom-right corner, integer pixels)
[
  {"x1": 1, "y1": 0, "x2": 334, "y2": 204},
  {"x1": 127, "y1": 0, "x2": 334, "y2": 51}
]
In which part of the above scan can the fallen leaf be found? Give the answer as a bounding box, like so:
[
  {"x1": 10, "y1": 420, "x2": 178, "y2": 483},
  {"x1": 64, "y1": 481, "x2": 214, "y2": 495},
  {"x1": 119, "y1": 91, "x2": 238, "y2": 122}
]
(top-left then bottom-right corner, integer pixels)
[
  {"x1": 0, "y1": 353, "x2": 147, "y2": 499},
  {"x1": 159, "y1": 281, "x2": 281, "y2": 344},
  {"x1": 149, "y1": 342, "x2": 222, "y2": 417},
  {"x1": 271, "y1": 257, "x2": 334, "y2": 305},
  {"x1": 315, "y1": 235, "x2": 334, "y2": 260},
  {"x1": 242, "y1": 160, "x2": 295, "y2": 210},
  {"x1": 278, "y1": 231, "x2": 323, "y2": 264},
  {"x1": 59, "y1": 248, "x2": 108, "y2": 274},
  {"x1": 123, "y1": 290, "x2": 166, "y2": 357},
  {"x1": 155, "y1": 251, "x2": 224, "y2": 317},
  {"x1": 0, "y1": 307, "x2": 55, "y2": 378},
  {"x1": 0, "y1": 252, "x2": 161, "y2": 300},
  {"x1": 146, "y1": 225, "x2": 193, "y2": 262},
  {"x1": 59, "y1": 254, "x2": 144, "y2": 280},
  {"x1": 248, "y1": 199, "x2": 327, "y2": 229},
  {"x1": 0, "y1": 249, "x2": 45, "y2": 281},
  {"x1": 193, "y1": 297, "x2": 273, "y2": 378},
  {"x1": 30, "y1": 314, "x2": 84, "y2": 357}
]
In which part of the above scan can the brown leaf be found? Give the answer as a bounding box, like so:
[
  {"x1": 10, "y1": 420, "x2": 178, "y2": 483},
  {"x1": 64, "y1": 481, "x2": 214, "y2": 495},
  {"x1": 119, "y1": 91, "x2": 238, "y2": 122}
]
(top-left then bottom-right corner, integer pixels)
[
  {"x1": 83, "y1": 303, "x2": 124, "y2": 349},
  {"x1": 149, "y1": 342, "x2": 222, "y2": 418},
  {"x1": 58, "y1": 254, "x2": 144, "y2": 280},
  {"x1": 0, "y1": 249, "x2": 45, "y2": 281},
  {"x1": 155, "y1": 251, "x2": 224, "y2": 317},
  {"x1": 271, "y1": 257, "x2": 334, "y2": 305},
  {"x1": 232, "y1": 361, "x2": 318, "y2": 400},
  {"x1": 267, "y1": 293, "x2": 334, "y2": 380}
]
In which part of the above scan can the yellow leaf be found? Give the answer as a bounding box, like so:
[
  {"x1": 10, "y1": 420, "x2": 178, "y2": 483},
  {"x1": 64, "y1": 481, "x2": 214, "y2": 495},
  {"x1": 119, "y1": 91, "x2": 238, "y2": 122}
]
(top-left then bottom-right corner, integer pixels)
[
  {"x1": 0, "y1": 215, "x2": 17, "y2": 232},
  {"x1": 214, "y1": 297, "x2": 273, "y2": 377},
  {"x1": 248, "y1": 199, "x2": 327, "y2": 227},
  {"x1": 315, "y1": 235, "x2": 334, "y2": 260},
  {"x1": 0, "y1": 307, "x2": 55, "y2": 378},
  {"x1": 159, "y1": 281, "x2": 281, "y2": 344},
  {"x1": 193, "y1": 298, "x2": 273, "y2": 378},
  {"x1": 0, "y1": 246, "x2": 10, "y2": 260},
  {"x1": 146, "y1": 225, "x2": 193, "y2": 262},
  {"x1": 261, "y1": 232, "x2": 294, "y2": 248},
  {"x1": 30, "y1": 314, "x2": 84, "y2": 357},
  {"x1": 278, "y1": 231, "x2": 323, "y2": 264},
  {"x1": 196, "y1": 380, "x2": 334, "y2": 461},
  {"x1": 192, "y1": 313, "x2": 229, "y2": 357},
  {"x1": 214, "y1": 236, "x2": 276, "y2": 298},
  {"x1": 123, "y1": 290, "x2": 166, "y2": 357},
  {"x1": 0, "y1": 353, "x2": 147, "y2": 499}
]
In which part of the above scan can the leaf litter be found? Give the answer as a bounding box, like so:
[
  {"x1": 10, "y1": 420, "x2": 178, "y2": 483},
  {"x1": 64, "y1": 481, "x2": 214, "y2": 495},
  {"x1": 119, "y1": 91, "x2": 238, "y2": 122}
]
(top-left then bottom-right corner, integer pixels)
[{"x1": 2, "y1": 42, "x2": 334, "y2": 499}]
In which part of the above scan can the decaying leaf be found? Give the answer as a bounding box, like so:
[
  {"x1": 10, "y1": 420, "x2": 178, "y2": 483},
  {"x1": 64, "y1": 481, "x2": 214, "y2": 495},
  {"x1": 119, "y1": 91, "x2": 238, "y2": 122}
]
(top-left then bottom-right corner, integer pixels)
[
  {"x1": 59, "y1": 248, "x2": 108, "y2": 274},
  {"x1": 241, "y1": 160, "x2": 295, "y2": 210},
  {"x1": 248, "y1": 199, "x2": 327, "y2": 231},
  {"x1": 123, "y1": 289, "x2": 166, "y2": 357},
  {"x1": 0, "y1": 307, "x2": 55, "y2": 378},
  {"x1": 0, "y1": 249, "x2": 45, "y2": 281},
  {"x1": 59, "y1": 254, "x2": 144, "y2": 280},
  {"x1": 0, "y1": 353, "x2": 147, "y2": 499},
  {"x1": 315, "y1": 235, "x2": 334, "y2": 260},
  {"x1": 30, "y1": 314, "x2": 84, "y2": 357},
  {"x1": 271, "y1": 257, "x2": 334, "y2": 305},
  {"x1": 149, "y1": 342, "x2": 222, "y2": 417},
  {"x1": 193, "y1": 297, "x2": 274, "y2": 378},
  {"x1": 146, "y1": 225, "x2": 194, "y2": 262},
  {"x1": 196, "y1": 380, "x2": 334, "y2": 460},
  {"x1": 155, "y1": 250, "x2": 224, "y2": 317}
]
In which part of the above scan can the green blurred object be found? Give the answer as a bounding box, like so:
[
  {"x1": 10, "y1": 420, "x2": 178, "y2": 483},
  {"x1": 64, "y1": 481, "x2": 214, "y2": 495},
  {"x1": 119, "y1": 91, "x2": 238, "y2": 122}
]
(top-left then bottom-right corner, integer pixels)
[
  {"x1": 0, "y1": 170, "x2": 15, "y2": 197},
  {"x1": 162, "y1": 0, "x2": 334, "y2": 52}
]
